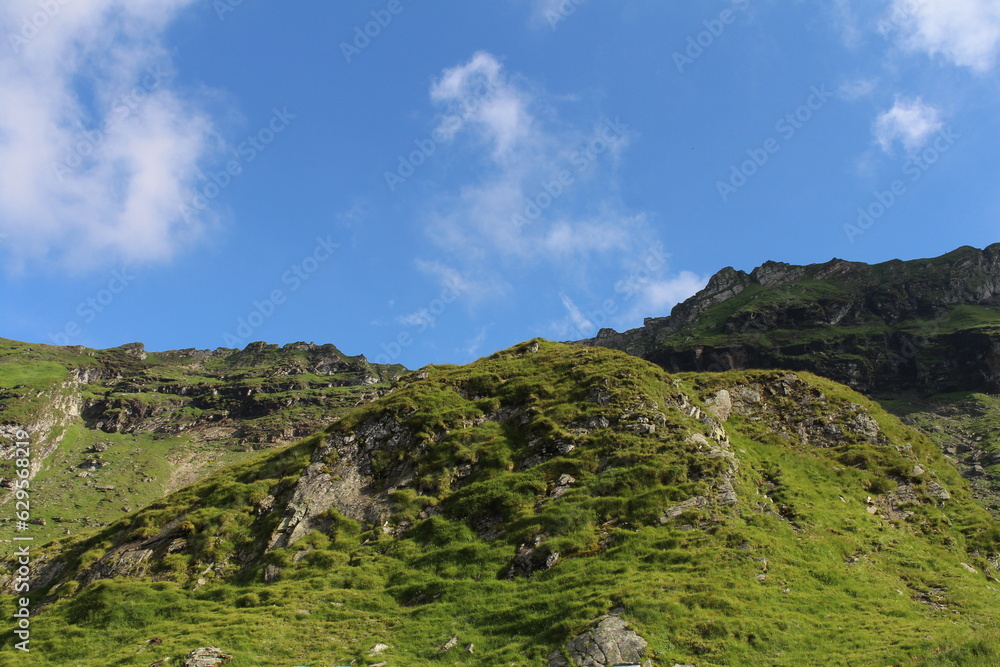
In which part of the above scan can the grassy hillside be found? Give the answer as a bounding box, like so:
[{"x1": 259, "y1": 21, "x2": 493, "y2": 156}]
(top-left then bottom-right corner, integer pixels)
[
  {"x1": 0, "y1": 338, "x2": 404, "y2": 544},
  {"x1": 4, "y1": 341, "x2": 999, "y2": 666}
]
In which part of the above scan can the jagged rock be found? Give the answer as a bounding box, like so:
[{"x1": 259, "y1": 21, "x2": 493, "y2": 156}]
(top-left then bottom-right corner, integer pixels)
[
  {"x1": 926, "y1": 480, "x2": 951, "y2": 502},
  {"x1": 660, "y1": 496, "x2": 708, "y2": 522},
  {"x1": 369, "y1": 642, "x2": 390, "y2": 655},
  {"x1": 507, "y1": 535, "x2": 556, "y2": 578},
  {"x1": 581, "y1": 244, "x2": 1000, "y2": 401},
  {"x1": 547, "y1": 612, "x2": 650, "y2": 667},
  {"x1": 715, "y1": 479, "x2": 738, "y2": 506},
  {"x1": 550, "y1": 473, "x2": 577, "y2": 500},
  {"x1": 705, "y1": 389, "x2": 733, "y2": 421},
  {"x1": 183, "y1": 647, "x2": 232, "y2": 666},
  {"x1": 588, "y1": 416, "x2": 610, "y2": 429},
  {"x1": 439, "y1": 635, "x2": 459, "y2": 652}
]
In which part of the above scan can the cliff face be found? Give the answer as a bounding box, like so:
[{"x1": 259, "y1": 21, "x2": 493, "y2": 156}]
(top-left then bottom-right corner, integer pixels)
[
  {"x1": 585, "y1": 244, "x2": 1000, "y2": 395},
  {"x1": 5, "y1": 341, "x2": 999, "y2": 666}
]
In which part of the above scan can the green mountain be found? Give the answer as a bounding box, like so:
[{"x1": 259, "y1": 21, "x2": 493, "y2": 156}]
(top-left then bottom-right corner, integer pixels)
[
  {"x1": 0, "y1": 339, "x2": 404, "y2": 543},
  {"x1": 583, "y1": 244, "x2": 1000, "y2": 518},
  {"x1": 3, "y1": 341, "x2": 1000, "y2": 665}
]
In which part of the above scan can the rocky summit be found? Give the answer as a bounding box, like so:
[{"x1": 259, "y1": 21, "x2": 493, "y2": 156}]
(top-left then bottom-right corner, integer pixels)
[{"x1": 1, "y1": 245, "x2": 999, "y2": 665}]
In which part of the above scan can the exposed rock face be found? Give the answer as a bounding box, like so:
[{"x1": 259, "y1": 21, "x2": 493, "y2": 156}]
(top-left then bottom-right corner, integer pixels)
[
  {"x1": 582, "y1": 244, "x2": 1000, "y2": 395},
  {"x1": 548, "y1": 612, "x2": 651, "y2": 667},
  {"x1": 267, "y1": 414, "x2": 418, "y2": 549}
]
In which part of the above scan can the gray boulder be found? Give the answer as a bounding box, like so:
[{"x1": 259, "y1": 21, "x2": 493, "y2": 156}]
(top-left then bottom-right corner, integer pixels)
[
  {"x1": 184, "y1": 647, "x2": 232, "y2": 666},
  {"x1": 548, "y1": 612, "x2": 651, "y2": 666}
]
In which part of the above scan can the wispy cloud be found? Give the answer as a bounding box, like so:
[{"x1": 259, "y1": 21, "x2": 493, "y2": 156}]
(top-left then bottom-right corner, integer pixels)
[
  {"x1": 838, "y1": 78, "x2": 878, "y2": 101},
  {"x1": 887, "y1": 0, "x2": 1000, "y2": 72},
  {"x1": 873, "y1": 97, "x2": 943, "y2": 154},
  {"x1": 430, "y1": 52, "x2": 534, "y2": 161},
  {"x1": 0, "y1": 1, "x2": 217, "y2": 271},
  {"x1": 420, "y1": 52, "x2": 652, "y2": 282},
  {"x1": 623, "y1": 271, "x2": 708, "y2": 324},
  {"x1": 559, "y1": 293, "x2": 594, "y2": 336},
  {"x1": 460, "y1": 325, "x2": 491, "y2": 358}
]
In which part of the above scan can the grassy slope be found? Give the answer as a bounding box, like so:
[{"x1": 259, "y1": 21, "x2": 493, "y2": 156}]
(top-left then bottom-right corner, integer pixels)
[
  {"x1": 0, "y1": 339, "x2": 403, "y2": 544},
  {"x1": 880, "y1": 392, "x2": 1000, "y2": 518},
  {"x1": 3, "y1": 342, "x2": 999, "y2": 666}
]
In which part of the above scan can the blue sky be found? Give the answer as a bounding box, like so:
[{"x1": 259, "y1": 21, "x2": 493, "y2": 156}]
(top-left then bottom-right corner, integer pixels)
[{"x1": 0, "y1": 1, "x2": 998, "y2": 368}]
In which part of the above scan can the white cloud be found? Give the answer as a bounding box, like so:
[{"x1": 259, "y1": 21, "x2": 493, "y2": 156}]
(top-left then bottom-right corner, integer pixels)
[
  {"x1": 0, "y1": 1, "x2": 217, "y2": 271},
  {"x1": 838, "y1": 78, "x2": 878, "y2": 100},
  {"x1": 430, "y1": 51, "x2": 534, "y2": 161},
  {"x1": 414, "y1": 52, "x2": 678, "y2": 339},
  {"x1": 873, "y1": 97, "x2": 943, "y2": 154},
  {"x1": 559, "y1": 293, "x2": 594, "y2": 336},
  {"x1": 460, "y1": 326, "x2": 491, "y2": 358},
  {"x1": 831, "y1": 0, "x2": 865, "y2": 48},
  {"x1": 395, "y1": 260, "x2": 508, "y2": 329},
  {"x1": 422, "y1": 53, "x2": 648, "y2": 276},
  {"x1": 622, "y1": 271, "x2": 708, "y2": 324},
  {"x1": 886, "y1": 0, "x2": 1000, "y2": 71}
]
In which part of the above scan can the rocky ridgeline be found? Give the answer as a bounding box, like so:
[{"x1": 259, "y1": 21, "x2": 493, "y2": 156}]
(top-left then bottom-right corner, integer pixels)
[
  {"x1": 584, "y1": 244, "x2": 1000, "y2": 395},
  {"x1": 78, "y1": 341, "x2": 402, "y2": 445},
  {"x1": 0, "y1": 339, "x2": 405, "y2": 543},
  {"x1": 0, "y1": 340, "x2": 403, "y2": 474}
]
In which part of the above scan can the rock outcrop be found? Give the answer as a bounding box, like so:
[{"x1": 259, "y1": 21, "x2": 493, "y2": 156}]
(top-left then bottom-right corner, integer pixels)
[
  {"x1": 183, "y1": 647, "x2": 232, "y2": 666},
  {"x1": 548, "y1": 611, "x2": 652, "y2": 667}
]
